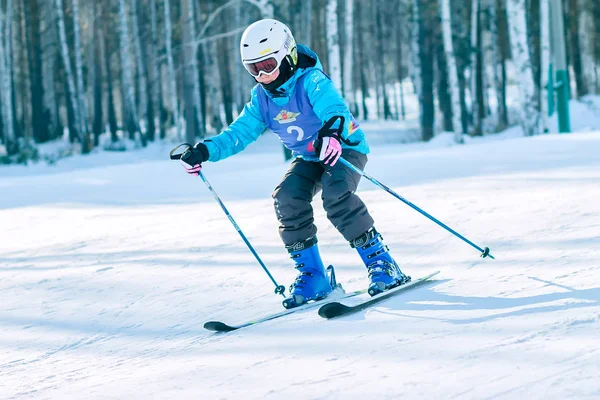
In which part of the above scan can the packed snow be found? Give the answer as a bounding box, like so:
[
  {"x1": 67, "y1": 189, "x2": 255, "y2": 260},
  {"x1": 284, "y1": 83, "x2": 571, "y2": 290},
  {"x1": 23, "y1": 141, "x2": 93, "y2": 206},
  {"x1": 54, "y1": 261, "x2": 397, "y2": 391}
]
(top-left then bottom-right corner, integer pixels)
[{"x1": 1, "y1": 100, "x2": 599, "y2": 399}]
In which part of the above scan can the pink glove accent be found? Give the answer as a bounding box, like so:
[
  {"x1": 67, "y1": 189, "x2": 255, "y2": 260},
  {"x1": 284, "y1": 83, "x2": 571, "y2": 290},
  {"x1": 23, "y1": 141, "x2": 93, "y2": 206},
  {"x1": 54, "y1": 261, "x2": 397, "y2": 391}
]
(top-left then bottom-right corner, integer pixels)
[
  {"x1": 319, "y1": 136, "x2": 342, "y2": 166},
  {"x1": 181, "y1": 160, "x2": 202, "y2": 176}
]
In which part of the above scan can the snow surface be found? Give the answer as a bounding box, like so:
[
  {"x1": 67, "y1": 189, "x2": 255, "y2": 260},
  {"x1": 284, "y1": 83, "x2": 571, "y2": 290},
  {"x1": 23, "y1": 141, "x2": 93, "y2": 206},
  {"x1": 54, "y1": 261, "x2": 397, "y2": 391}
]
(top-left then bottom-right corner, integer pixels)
[{"x1": 1, "y1": 110, "x2": 600, "y2": 399}]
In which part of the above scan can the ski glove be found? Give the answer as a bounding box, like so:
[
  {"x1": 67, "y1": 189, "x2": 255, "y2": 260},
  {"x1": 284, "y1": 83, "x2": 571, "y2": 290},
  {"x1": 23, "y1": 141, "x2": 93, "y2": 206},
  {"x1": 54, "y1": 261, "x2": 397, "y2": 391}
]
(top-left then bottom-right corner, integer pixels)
[
  {"x1": 318, "y1": 136, "x2": 342, "y2": 166},
  {"x1": 180, "y1": 142, "x2": 209, "y2": 176},
  {"x1": 312, "y1": 116, "x2": 359, "y2": 167}
]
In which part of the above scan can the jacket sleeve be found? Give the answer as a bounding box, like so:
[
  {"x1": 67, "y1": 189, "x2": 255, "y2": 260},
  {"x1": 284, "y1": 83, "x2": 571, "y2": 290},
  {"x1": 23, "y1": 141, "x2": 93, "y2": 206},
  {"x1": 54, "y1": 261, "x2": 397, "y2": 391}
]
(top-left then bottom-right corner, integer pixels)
[
  {"x1": 303, "y1": 69, "x2": 354, "y2": 140},
  {"x1": 203, "y1": 88, "x2": 267, "y2": 162}
]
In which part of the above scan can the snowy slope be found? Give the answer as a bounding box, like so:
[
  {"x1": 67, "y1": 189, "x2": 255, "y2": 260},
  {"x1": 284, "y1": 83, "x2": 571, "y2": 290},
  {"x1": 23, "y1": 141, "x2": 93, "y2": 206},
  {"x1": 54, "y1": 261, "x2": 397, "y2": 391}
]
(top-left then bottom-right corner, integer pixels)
[{"x1": 1, "y1": 129, "x2": 599, "y2": 399}]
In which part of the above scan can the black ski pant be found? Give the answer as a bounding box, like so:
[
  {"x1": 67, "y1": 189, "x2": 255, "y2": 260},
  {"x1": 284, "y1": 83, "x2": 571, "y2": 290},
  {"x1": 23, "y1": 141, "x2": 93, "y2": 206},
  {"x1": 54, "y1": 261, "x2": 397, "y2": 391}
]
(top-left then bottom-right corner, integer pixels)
[{"x1": 272, "y1": 149, "x2": 374, "y2": 246}]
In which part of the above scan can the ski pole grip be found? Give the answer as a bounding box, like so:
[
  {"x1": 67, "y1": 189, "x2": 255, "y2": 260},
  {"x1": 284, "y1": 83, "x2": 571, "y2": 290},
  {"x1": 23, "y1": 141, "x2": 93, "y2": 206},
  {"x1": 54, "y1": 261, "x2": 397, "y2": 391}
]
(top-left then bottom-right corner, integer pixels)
[{"x1": 169, "y1": 143, "x2": 193, "y2": 160}]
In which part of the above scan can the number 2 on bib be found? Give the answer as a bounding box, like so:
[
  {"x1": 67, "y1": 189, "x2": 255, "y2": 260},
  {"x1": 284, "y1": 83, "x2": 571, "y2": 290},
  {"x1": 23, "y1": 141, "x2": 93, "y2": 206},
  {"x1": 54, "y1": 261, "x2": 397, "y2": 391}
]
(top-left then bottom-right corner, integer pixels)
[{"x1": 287, "y1": 125, "x2": 305, "y2": 142}]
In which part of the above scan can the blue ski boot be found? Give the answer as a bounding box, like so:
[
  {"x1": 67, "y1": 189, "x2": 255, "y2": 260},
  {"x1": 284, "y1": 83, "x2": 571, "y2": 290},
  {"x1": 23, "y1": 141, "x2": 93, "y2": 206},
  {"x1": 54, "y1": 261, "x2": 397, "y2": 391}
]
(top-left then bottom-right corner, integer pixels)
[
  {"x1": 351, "y1": 227, "x2": 411, "y2": 296},
  {"x1": 282, "y1": 237, "x2": 337, "y2": 309}
]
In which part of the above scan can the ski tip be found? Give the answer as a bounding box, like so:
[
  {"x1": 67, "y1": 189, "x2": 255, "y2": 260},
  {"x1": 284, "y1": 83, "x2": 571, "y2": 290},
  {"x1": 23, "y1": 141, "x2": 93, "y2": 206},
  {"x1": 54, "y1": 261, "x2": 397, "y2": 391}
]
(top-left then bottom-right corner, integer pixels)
[
  {"x1": 204, "y1": 321, "x2": 237, "y2": 332},
  {"x1": 318, "y1": 302, "x2": 352, "y2": 319}
]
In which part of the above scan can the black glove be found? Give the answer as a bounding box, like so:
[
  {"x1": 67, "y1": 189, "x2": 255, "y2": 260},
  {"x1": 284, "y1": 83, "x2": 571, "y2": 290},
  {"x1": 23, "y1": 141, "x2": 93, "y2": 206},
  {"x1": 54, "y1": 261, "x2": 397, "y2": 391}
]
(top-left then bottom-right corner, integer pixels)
[{"x1": 180, "y1": 142, "x2": 209, "y2": 175}]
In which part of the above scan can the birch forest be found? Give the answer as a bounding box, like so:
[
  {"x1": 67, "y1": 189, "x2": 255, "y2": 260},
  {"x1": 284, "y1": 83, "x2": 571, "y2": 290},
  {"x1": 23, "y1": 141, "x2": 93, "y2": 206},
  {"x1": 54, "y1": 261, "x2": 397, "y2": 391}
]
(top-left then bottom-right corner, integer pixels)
[{"x1": 1, "y1": 0, "x2": 599, "y2": 162}]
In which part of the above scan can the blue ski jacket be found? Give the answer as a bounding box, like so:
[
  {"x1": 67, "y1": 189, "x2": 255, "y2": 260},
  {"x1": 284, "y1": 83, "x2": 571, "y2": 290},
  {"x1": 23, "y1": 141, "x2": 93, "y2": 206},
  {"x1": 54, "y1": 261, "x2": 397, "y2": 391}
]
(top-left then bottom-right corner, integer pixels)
[{"x1": 203, "y1": 45, "x2": 369, "y2": 162}]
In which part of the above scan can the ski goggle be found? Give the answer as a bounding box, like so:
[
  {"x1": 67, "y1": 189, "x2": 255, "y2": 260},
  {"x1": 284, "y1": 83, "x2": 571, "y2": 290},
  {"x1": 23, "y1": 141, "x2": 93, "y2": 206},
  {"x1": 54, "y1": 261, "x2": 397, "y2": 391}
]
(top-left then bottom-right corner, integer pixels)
[{"x1": 243, "y1": 54, "x2": 282, "y2": 78}]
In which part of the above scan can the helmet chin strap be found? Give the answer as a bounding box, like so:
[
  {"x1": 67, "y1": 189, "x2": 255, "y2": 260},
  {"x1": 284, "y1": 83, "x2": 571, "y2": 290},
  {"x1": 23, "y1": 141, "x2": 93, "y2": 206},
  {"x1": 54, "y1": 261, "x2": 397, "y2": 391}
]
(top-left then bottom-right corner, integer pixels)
[{"x1": 258, "y1": 56, "x2": 296, "y2": 97}]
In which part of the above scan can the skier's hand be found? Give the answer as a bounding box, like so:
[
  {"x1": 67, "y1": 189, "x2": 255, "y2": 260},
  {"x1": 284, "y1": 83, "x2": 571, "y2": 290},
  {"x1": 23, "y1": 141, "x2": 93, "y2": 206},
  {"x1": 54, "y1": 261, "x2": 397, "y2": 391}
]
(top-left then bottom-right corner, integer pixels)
[
  {"x1": 180, "y1": 142, "x2": 209, "y2": 176},
  {"x1": 317, "y1": 136, "x2": 342, "y2": 166},
  {"x1": 312, "y1": 116, "x2": 347, "y2": 167}
]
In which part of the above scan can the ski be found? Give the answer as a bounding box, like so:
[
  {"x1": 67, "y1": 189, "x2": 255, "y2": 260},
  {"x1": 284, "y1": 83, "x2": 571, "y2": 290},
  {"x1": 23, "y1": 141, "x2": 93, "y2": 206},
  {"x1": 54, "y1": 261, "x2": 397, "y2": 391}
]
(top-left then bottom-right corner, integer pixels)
[
  {"x1": 317, "y1": 271, "x2": 441, "y2": 319},
  {"x1": 204, "y1": 287, "x2": 369, "y2": 332}
]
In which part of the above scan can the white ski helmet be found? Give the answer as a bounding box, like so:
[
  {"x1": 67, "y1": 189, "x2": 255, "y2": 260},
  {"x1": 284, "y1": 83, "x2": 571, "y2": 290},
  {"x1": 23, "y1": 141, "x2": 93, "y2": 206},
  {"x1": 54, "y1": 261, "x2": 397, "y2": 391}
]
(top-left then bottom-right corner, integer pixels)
[{"x1": 240, "y1": 19, "x2": 298, "y2": 78}]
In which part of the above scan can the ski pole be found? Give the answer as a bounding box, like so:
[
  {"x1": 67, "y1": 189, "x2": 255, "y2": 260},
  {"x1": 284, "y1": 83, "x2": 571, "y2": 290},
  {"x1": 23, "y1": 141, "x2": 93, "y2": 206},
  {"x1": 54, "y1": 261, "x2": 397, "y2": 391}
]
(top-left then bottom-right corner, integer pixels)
[
  {"x1": 170, "y1": 144, "x2": 286, "y2": 297},
  {"x1": 338, "y1": 157, "x2": 494, "y2": 260}
]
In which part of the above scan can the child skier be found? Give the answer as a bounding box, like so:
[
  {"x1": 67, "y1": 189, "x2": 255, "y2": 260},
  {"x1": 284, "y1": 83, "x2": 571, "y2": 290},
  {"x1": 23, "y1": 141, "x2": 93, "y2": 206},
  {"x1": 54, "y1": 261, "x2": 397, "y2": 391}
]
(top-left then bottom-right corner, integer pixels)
[{"x1": 180, "y1": 19, "x2": 410, "y2": 308}]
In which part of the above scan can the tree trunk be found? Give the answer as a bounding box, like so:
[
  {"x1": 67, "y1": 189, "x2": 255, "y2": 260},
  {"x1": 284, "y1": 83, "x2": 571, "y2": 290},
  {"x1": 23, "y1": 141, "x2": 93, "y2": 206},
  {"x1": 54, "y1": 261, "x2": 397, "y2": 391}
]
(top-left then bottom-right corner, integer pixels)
[
  {"x1": 417, "y1": 0, "x2": 435, "y2": 141},
  {"x1": 39, "y1": 0, "x2": 61, "y2": 140},
  {"x1": 568, "y1": 0, "x2": 588, "y2": 97},
  {"x1": 411, "y1": 0, "x2": 422, "y2": 119},
  {"x1": 0, "y1": 6, "x2": 16, "y2": 153},
  {"x1": 221, "y1": 18, "x2": 235, "y2": 126},
  {"x1": 148, "y1": 0, "x2": 161, "y2": 141},
  {"x1": 232, "y1": 1, "x2": 244, "y2": 114},
  {"x1": 506, "y1": 0, "x2": 540, "y2": 136},
  {"x1": 470, "y1": 0, "x2": 482, "y2": 135},
  {"x1": 56, "y1": 0, "x2": 82, "y2": 145},
  {"x1": 27, "y1": 0, "x2": 50, "y2": 143},
  {"x1": 326, "y1": 0, "x2": 342, "y2": 92},
  {"x1": 396, "y1": 0, "x2": 407, "y2": 120},
  {"x1": 72, "y1": 0, "x2": 90, "y2": 151},
  {"x1": 164, "y1": 0, "x2": 181, "y2": 140},
  {"x1": 578, "y1": 0, "x2": 596, "y2": 93},
  {"x1": 491, "y1": 0, "x2": 509, "y2": 128},
  {"x1": 343, "y1": 0, "x2": 355, "y2": 112},
  {"x1": 434, "y1": 5, "x2": 453, "y2": 132},
  {"x1": 441, "y1": 0, "x2": 465, "y2": 141},
  {"x1": 487, "y1": 0, "x2": 505, "y2": 130},
  {"x1": 118, "y1": 0, "x2": 140, "y2": 142},
  {"x1": 130, "y1": 0, "x2": 148, "y2": 136},
  {"x1": 375, "y1": 0, "x2": 393, "y2": 119},
  {"x1": 92, "y1": 1, "x2": 103, "y2": 146},
  {"x1": 303, "y1": 0, "x2": 313, "y2": 47},
  {"x1": 540, "y1": 0, "x2": 550, "y2": 132},
  {"x1": 182, "y1": 0, "x2": 201, "y2": 142},
  {"x1": 200, "y1": 1, "x2": 226, "y2": 136},
  {"x1": 6, "y1": 0, "x2": 20, "y2": 143},
  {"x1": 103, "y1": 3, "x2": 118, "y2": 142},
  {"x1": 355, "y1": 0, "x2": 369, "y2": 120}
]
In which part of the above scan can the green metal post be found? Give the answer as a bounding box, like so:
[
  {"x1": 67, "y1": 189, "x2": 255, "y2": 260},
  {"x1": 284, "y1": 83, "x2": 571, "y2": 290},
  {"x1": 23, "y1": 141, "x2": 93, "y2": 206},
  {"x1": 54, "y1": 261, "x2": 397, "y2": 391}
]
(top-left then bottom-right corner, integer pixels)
[{"x1": 549, "y1": 0, "x2": 571, "y2": 133}]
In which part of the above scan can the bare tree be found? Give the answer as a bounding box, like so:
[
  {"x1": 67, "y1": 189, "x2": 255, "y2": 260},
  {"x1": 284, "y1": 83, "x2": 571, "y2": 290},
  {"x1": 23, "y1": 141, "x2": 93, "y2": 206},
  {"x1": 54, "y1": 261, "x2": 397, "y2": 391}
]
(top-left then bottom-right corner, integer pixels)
[
  {"x1": 164, "y1": 0, "x2": 181, "y2": 140},
  {"x1": 326, "y1": 0, "x2": 342, "y2": 91},
  {"x1": 302, "y1": 0, "x2": 313, "y2": 47},
  {"x1": 91, "y1": 1, "x2": 103, "y2": 146},
  {"x1": 0, "y1": 4, "x2": 16, "y2": 153},
  {"x1": 26, "y1": 0, "x2": 50, "y2": 143},
  {"x1": 39, "y1": 0, "x2": 61, "y2": 140},
  {"x1": 201, "y1": 2, "x2": 229, "y2": 136},
  {"x1": 414, "y1": 0, "x2": 436, "y2": 141},
  {"x1": 131, "y1": 0, "x2": 148, "y2": 134},
  {"x1": 488, "y1": 0, "x2": 508, "y2": 129},
  {"x1": 540, "y1": 0, "x2": 550, "y2": 132},
  {"x1": 148, "y1": 0, "x2": 161, "y2": 140},
  {"x1": 470, "y1": 0, "x2": 483, "y2": 135},
  {"x1": 568, "y1": 0, "x2": 588, "y2": 97},
  {"x1": 410, "y1": 0, "x2": 422, "y2": 117},
  {"x1": 342, "y1": 0, "x2": 355, "y2": 112},
  {"x1": 182, "y1": 0, "x2": 201, "y2": 142},
  {"x1": 72, "y1": 0, "x2": 90, "y2": 148},
  {"x1": 506, "y1": 0, "x2": 540, "y2": 136},
  {"x1": 579, "y1": 0, "x2": 597, "y2": 92},
  {"x1": 103, "y1": 2, "x2": 119, "y2": 143},
  {"x1": 56, "y1": 0, "x2": 82, "y2": 144},
  {"x1": 440, "y1": 0, "x2": 464, "y2": 142},
  {"x1": 118, "y1": 0, "x2": 141, "y2": 142},
  {"x1": 395, "y1": 0, "x2": 407, "y2": 120}
]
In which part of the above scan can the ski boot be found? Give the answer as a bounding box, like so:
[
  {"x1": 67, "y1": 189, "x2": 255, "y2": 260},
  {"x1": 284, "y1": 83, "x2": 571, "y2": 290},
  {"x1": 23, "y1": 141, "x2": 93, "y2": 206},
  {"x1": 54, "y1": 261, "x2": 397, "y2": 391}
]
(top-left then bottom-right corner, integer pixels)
[
  {"x1": 351, "y1": 227, "x2": 411, "y2": 296},
  {"x1": 282, "y1": 237, "x2": 337, "y2": 309}
]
